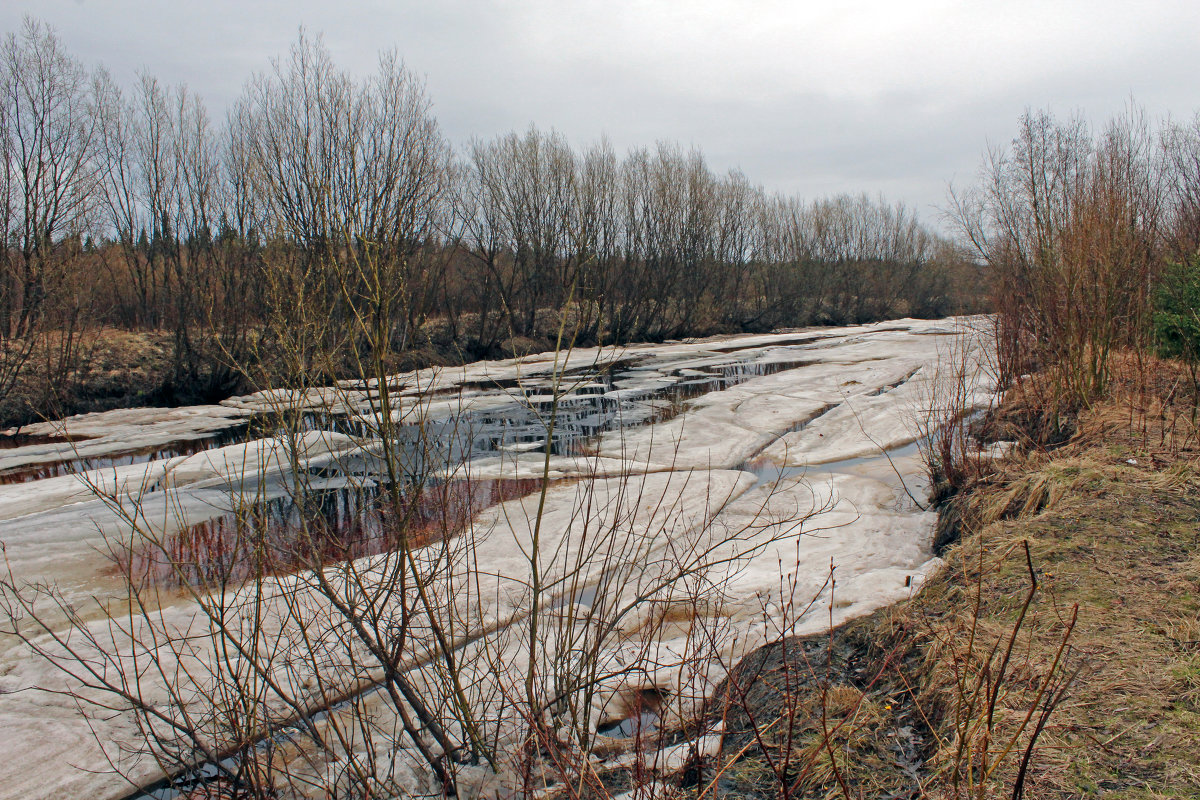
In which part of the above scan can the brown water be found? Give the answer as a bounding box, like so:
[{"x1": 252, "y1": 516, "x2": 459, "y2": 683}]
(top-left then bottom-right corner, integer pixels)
[
  {"x1": 115, "y1": 477, "x2": 549, "y2": 590},
  {"x1": 0, "y1": 431, "x2": 96, "y2": 450}
]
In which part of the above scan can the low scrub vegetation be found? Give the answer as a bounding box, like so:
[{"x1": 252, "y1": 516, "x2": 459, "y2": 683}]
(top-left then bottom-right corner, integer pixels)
[
  {"x1": 951, "y1": 106, "x2": 1200, "y2": 442},
  {"x1": 919, "y1": 354, "x2": 1200, "y2": 797}
]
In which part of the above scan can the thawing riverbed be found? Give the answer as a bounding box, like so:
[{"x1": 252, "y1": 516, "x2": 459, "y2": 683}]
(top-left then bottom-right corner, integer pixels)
[{"x1": 0, "y1": 318, "x2": 994, "y2": 799}]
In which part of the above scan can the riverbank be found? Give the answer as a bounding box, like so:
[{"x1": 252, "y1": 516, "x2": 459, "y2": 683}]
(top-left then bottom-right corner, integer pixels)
[
  {"x1": 11, "y1": 327, "x2": 1194, "y2": 799},
  {"x1": 706, "y1": 355, "x2": 1200, "y2": 798}
]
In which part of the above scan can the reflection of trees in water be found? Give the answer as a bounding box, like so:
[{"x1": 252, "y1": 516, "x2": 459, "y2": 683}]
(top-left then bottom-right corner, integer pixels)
[
  {"x1": 120, "y1": 477, "x2": 547, "y2": 590},
  {"x1": 2, "y1": 351, "x2": 813, "y2": 484},
  {"x1": 333, "y1": 354, "x2": 816, "y2": 462},
  {"x1": 106, "y1": 353, "x2": 816, "y2": 591}
]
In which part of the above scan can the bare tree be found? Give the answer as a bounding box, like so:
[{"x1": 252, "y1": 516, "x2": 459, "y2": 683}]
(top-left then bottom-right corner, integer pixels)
[
  {"x1": 0, "y1": 17, "x2": 103, "y2": 338},
  {"x1": 0, "y1": 17, "x2": 110, "y2": 423},
  {"x1": 462, "y1": 127, "x2": 580, "y2": 343},
  {"x1": 237, "y1": 32, "x2": 454, "y2": 373},
  {"x1": 951, "y1": 107, "x2": 1166, "y2": 415}
]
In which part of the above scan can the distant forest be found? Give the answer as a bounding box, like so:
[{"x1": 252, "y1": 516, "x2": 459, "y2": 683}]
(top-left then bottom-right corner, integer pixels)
[{"x1": 2, "y1": 21, "x2": 984, "y2": 423}]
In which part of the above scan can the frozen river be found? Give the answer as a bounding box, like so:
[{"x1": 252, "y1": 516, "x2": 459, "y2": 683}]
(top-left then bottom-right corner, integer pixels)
[{"x1": 0, "y1": 317, "x2": 995, "y2": 799}]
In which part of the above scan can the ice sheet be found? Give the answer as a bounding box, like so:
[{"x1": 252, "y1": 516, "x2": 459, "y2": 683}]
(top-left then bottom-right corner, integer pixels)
[{"x1": 0, "y1": 316, "x2": 997, "y2": 799}]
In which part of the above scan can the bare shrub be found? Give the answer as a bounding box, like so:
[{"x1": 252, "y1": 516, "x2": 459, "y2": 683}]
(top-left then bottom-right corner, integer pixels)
[{"x1": 951, "y1": 108, "x2": 1166, "y2": 430}]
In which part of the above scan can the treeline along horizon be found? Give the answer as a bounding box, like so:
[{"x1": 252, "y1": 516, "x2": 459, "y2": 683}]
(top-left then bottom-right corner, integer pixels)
[{"x1": 0, "y1": 19, "x2": 981, "y2": 418}]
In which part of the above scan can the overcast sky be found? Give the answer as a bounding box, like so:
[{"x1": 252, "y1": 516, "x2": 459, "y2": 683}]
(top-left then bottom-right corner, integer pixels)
[{"x1": 4, "y1": 1, "x2": 1198, "y2": 228}]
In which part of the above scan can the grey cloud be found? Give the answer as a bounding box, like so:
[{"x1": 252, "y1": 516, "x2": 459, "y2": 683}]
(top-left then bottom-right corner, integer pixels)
[{"x1": 3, "y1": 0, "x2": 1199, "y2": 230}]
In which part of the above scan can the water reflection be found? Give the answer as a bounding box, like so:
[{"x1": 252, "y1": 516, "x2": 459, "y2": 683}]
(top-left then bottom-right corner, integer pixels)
[
  {"x1": 0, "y1": 431, "x2": 96, "y2": 449},
  {"x1": 0, "y1": 355, "x2": 811, "y2": 485},
  {"x1": 0, "y1": 424, "x2": 259, "y2": 485},
  {"x1": 85, "y1": 351, "x2": 818, "y2": 590},
  {"x1": 120, "y1": 477, "x2": 548, "y2": 590},
  {"x1": 357, "y1": 357, "x2": 817, "y2": 462}
]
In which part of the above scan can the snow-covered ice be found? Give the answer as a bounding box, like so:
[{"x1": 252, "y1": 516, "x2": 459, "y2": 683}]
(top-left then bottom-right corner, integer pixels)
[{"x1": 0, "y1": 316, "x2": 996, "y2": 799}]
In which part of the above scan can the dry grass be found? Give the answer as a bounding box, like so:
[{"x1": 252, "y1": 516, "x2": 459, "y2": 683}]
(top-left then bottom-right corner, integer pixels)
[
  {"x1": 1, "y1": 327, "x2": 178, "y2": 428},
  {"x1": 704, "y1": 620, "x2": 933, "y2": 800},
  {"x1": 898, "y1": 357, "x2": 1200, "y2": 799}
]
